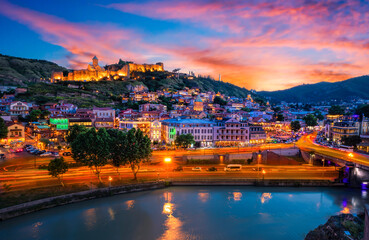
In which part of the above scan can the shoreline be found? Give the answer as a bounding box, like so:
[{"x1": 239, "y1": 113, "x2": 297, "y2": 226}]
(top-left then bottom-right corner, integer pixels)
[{"x1": 0, "y1": 179, "x2": 346, "y2": 221}]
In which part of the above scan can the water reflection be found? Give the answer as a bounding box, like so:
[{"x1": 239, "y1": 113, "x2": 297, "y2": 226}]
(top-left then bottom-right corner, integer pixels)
[
  {"x1": 125, "y1": 200, "x2": 135, "y2": 210},
  {"x1": 31, "y1": 221, "x2": 43, "y2": 239},
  {"x1": 228, "y1": 192, "x2": 242, "y2": 201},
  {"x1": 108, "y1": 207, "x2": 115, "y2": 221},
  {"x1": 83, "y1": 208, "x2": 97, "y2": 230},
  {"x1": 260, "y1": 193, "x2": 272, "y2": 204},
  {"x1": 158, "y1": 192, "x2": 193, "y2": 240},
  {"x1": 198, "y1": 192, "x2": 209, "y2": 203}
]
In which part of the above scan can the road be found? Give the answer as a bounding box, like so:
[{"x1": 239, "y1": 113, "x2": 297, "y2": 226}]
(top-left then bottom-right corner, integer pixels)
[
  {"x1": 0, "y1": 140, "x2": 340, "y2": 192},
  {"x1": 296, "y1": 133, "x2": 369, "y2": 166}
]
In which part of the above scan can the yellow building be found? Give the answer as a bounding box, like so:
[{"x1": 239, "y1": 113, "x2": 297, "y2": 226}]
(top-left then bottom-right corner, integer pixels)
[
  {"x1": 194, "y1": 95, "x2": 204, "y2": 112},
  {"x1": 51, "y1": 56, "x2": 164, "y2": 82}
]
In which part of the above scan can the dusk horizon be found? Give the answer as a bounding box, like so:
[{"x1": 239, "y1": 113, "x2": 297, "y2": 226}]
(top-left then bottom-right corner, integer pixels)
[{"x1": 1, "y1": 0, "x2": 368, "y2": 91}]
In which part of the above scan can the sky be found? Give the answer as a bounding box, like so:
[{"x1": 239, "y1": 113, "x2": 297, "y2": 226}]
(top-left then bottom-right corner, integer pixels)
[{"x1": 0, "y1": 0, "x2": 368, "y2": 91}]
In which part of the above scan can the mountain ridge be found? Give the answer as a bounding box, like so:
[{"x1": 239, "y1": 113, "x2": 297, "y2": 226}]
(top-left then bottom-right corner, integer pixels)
[{"x1": 259, "y1": 75, "x2": 369, "y2": 103}]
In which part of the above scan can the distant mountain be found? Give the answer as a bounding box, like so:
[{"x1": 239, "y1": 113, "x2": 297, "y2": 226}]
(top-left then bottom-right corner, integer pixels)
[
  {"x1": 0, "y1": 54, "x2": 67, "y2": 86},
  {"x1": 259, "y1": 75, "x2": 369, "y2": 103}
]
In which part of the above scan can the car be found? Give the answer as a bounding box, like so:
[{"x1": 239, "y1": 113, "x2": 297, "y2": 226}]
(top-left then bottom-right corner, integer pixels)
[
  {"x1": 16, "y1": 148, "x2": 23, "y2": 152},
  {"x1": 252, "y1": 167, "x2": 263, "y2": 171},
  {"x1": 173, "y1": 166, "x2": 183, "y2": 172},
  {"x1": 36, "y1": 150, "x2": 46, "y2": 155},
  {"x1": 0, "y1": 154, "x2": 5, "y2": 160},
  {"x1": 192, "y1": 167, "x2": 202, "y2": 171},
  {"x1": 52, "y1": 152, "x2": 60, "y2": 157},
  {"x1": 207, "y1": 167, "x2": 217, "y2": 171},
  {"x1": 3, "y1": 145, "x2": 10, "y2": 149},
  {"x1": 63, "y1": 152, "x2": 72, "y2": 156},
  {"x1": 40, "y1": 152, "x2": 52, "y2": 157}
]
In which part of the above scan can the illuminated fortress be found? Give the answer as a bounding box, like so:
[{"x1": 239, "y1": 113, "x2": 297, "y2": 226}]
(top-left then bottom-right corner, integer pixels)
[{"x1": 51, "y1": 56, "x2": 164, "y2": 82}]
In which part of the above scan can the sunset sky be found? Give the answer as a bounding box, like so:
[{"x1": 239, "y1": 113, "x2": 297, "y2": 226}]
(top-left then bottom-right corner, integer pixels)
[{"x1": 0, "y1": 0, "x2": 368, "y2": 91}]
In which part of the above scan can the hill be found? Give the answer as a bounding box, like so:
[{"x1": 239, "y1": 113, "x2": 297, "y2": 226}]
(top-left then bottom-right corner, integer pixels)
[
  {"x1": 0, "y1": 54, "x2": 67, "y2": 86},
  {"x1": 0, "y1": 54, "x2": 253, "y2": 107},
  {"x1": 259, "y1": 75, "x2": 369, "y2": 103}
]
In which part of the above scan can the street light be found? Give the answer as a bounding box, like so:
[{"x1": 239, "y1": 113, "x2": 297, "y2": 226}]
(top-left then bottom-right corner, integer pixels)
[
  {"x1": 262, "y1": 169, "x2": 266, "y2": 181},
  {"x1": 108, "y1": 176, "x2": 112, "y2": 187},
  {"x1": 348, "y1": 153, "x2": 354, "y2": 158},
  {"x1": 164, "y1": 157, "x2": 172, "y2": 179}
]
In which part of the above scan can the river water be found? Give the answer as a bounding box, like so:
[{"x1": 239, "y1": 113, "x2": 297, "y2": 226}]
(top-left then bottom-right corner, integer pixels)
[{"x1": 0, "y1": 186, "x2": 368, "y2": 240}]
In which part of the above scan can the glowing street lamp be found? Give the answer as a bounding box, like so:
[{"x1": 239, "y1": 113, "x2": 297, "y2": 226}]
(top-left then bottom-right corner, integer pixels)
[
  {"x1": 164, "y1": 157, "x2": 172, "y2": 179},
  {"x1": 108, "y1": 176, "x2": 112, "y2": 187},
  {"x1": 348, "y1": 153, "x2": 354, "y2": 158},
  {"x1": 262, "y1": 169, "x2": 266, "y2": 181}
]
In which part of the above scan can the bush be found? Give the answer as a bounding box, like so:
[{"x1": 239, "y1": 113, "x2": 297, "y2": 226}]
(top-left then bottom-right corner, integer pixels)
[{"x1": 187, "y1": 159, "x2": 219, "y2": 164}]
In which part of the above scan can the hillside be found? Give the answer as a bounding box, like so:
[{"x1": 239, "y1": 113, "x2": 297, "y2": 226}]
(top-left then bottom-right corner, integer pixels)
[
  {"x1": 0, "y1": 54, "x2": 67, "y2": 86},
  {"x1": 0, "y1": 54, "x2": 253, "y2": 107},
  {"x1": 259, "y1": 75, "x2": 369, "y2": 103}
]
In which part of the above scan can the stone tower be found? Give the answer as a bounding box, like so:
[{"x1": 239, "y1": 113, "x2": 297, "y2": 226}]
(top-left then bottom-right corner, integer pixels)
[{"x1": 92, "y1": 56, "x2": 98, "y2": 68}]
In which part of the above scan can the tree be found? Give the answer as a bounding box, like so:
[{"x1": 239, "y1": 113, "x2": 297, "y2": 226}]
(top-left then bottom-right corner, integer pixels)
[
  {"x1": 356, "y1": 104, "x2": 369, "y2": 119},
  {"x1": 314, "y1": 110, "x2": 324, "y2": 120},
  {"x1": 303, "y1": 114, "x2": 317, "y2": 127},
  {"x1": 71, "y1": 128, "x2": 110, "y2": 183},
  {"x1": 341, "y1": 135, "x2": 361, "y2": 148},
  {"x1": 290, "y1": 121, "x2": 301, "y2": 132},
  {"x1": 28, "y1": 109, "x2": 42, "y2": 122},
  {"x1": 107, "y1": 129, "x2": 127, "y2": 179},
  {"x1": 48, "y1": 157, "x2": 68, "y2": 187},
  {"x1": 213, "y1": 96, "x2": 227, "y2": 106},
  {"x1": 41, "y1": 110, "x2": 51, "y2": 119},
  {"x1": 66, "y1": 125, "x2": 87, "y2": 144},
  {"x1": 328, "y1": 105, "x2": 344, "y2": 115},
  {"x1": 175, "y1": 134, "x2": 195, "y2": 148},
  {"x1": 276, "y1": 113, "x2": 284, "y2": 121},
  {"x1": 0, "y1": 118, "x2": 8, "y2": 139},
  {"x1": 125, "y1": 128, "x2": 152, "y2": 180}
]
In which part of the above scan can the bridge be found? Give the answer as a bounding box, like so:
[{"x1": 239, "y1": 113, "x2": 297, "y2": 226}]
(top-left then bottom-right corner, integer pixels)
[{"x1": 297, "y1": 134, "x2": 369, "y2": 188}]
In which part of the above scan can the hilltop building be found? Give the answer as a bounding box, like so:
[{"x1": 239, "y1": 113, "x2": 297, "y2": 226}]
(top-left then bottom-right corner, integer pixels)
[{"x1": 51, "y1": 56, "x2": 164, "y2": 82}]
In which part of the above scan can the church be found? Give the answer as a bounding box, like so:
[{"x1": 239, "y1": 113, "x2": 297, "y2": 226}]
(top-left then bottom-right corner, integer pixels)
[{"x1": 51, "y1": 56, "x2": 164, "y2": 82}]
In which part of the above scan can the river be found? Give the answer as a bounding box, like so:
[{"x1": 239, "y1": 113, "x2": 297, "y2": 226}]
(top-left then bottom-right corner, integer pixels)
[{"x1": 0, "y1": 186, "x2": 368, "y2": 240}]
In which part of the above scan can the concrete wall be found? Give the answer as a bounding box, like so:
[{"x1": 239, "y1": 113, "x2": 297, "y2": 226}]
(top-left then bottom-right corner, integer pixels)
[
  {"x1": 270, "y1": 148, "x2": 300, "y2": 156},
  {"x1": 228, "y1": 153, "x2": 253, "y2": 160},
  {"x1": 365, "y1": 204, "x2": 369, "y2": 240}
]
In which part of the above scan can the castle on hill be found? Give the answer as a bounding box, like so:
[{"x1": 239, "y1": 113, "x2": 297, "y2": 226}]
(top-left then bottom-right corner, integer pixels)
[{"x1": 51, "y1": 56, "x2": 164, "y2": 82}]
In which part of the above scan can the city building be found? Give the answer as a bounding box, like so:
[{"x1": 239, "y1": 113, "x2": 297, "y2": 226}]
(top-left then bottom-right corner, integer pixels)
[
  {"x1": 213, "y1": 118, "x2": 249, "y2": 146},
  {"x1": 161, "y1": 118, "x2": 214, "y2": 147},
  {"x1": 10, "y1": 101, "x2": 29, "y2": 118}
]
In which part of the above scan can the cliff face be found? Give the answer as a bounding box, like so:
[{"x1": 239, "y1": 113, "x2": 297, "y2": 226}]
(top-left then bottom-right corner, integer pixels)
[{"x1": 305, "y1": 214, "x2": 364, "y2": 240}]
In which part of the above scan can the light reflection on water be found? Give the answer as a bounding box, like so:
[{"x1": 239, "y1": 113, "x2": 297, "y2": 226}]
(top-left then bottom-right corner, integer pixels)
[{"x1": 1, "y1": 187, "x2": 369, "y2": 240}]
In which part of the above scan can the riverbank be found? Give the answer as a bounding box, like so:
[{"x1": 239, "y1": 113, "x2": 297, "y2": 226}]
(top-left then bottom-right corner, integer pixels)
[{"x1": 0, "y1": 178, "x2": 347, "y2": 221}]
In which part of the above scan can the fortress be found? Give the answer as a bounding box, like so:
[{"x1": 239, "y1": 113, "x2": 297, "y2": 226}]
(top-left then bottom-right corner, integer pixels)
[{"x1": 51, "y1": 56, "x2": 164, "y2": 82}]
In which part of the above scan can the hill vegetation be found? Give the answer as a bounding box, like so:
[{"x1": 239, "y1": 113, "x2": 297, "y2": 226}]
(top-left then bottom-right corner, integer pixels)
[
  {"x1": 0, "y1": 54, "x2": 67, "y2": 86},
  {"x1": 260, "y1": 75, "x2": 369, "y2": 103},
  {"x1": 0, "y1": 54, "x2": 253, "y2": 107}
]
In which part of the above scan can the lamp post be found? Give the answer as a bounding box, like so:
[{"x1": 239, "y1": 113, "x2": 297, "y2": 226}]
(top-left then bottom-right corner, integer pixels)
[
  {"x1": 164, "y1": 157, "x2": 172, "y2": 179},
  {"x1": 262, "y1": 169, "x2": 266, "y2": 181},
  {"x1": 257, "y1": 152, "x2": 261, "y2": 180},
  {"x1": 108, "y1": 176, "x2": 112, "y2": 187}
]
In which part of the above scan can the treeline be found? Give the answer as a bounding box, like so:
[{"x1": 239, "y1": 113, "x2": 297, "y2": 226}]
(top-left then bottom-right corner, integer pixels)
[{"x1": 48, "y1": 126, "x2": 152, "y2": 186}]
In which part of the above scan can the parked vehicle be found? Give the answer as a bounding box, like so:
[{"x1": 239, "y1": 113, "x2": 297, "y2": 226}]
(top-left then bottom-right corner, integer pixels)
[
  {"x1": 173, "y1": 166, "x2": 183, "y2": 172},
  {"x1": 52, "y1": 152, "x2": 60, "y2": 157},
  {"x1": 63, "y1": 152, "x2": 72, "y2": 156},
  {"x1": 40, "y1": 152, "x2": 52, "y2": 157},
  {"x1": 192, "y1": 167, "x2": 202, "y2": 171},
  {"x1": 224, "y1": 164, "x2": 242, "y2": 171},
  {"x1": 207, "y1": 167, "x2": 217, "y2": 171},
  {"x1": 0, "y1": 154, "x2": 5, "y2": 160}
]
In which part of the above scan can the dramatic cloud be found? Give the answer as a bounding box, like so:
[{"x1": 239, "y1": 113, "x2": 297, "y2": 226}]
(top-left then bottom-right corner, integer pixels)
[{"x1": 1, "y1": 0, "x2": 369, "y2": 90}]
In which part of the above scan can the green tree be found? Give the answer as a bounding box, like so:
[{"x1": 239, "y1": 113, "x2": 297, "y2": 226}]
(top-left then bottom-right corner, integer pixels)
[
  {"x1": 175, "y1": 134, "x2": 195, "y2": 148},
  {"x1": 213, "y1": 96, "x2": 227, "y2": 106},
  {"x1": 356, "y1": 104, "x2": 369, "y2": 118},
  {"x1": 276, "y1": 113, "x2": 284, "y2": 121},
  {"x1": 303, "y1": 114, "x2": 318, "y2": 127},
  {"x1": 290, "y1": 121, "x2": 301, "y2": 132},
  {"x1": 71, "y1": 128, "x2": 110, "y2": 183},
  {"x1": 41, "y1": 110, "x2": 51, "y2": 119},
  {"x1": 341, "y1": 135, "x2": 361, "y2": 148},
  {"x1": 314, "y1": 110, "x2": 324, "y2": 120},
  {"x1": 125, "y1": 128, "x2": 152, "y2": 180},
  {"x1": 328, "y1": 105, "x2": 344, "y2": 115},
  {"x1": 66, "y1": 125, "x2": 87, "y2": 144},
  {"x1": 0, "y1": 118, "x2": 8, "y2": 139},
  {"x1": 107, "y1": 129, "x2": 127, "y2": 179},
  {"x1": 48, "y1": 157, "x2": 68, "y2": 187},
  {"x1": 28, "y1": 109, "x2": 42, "y2": 122}
]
